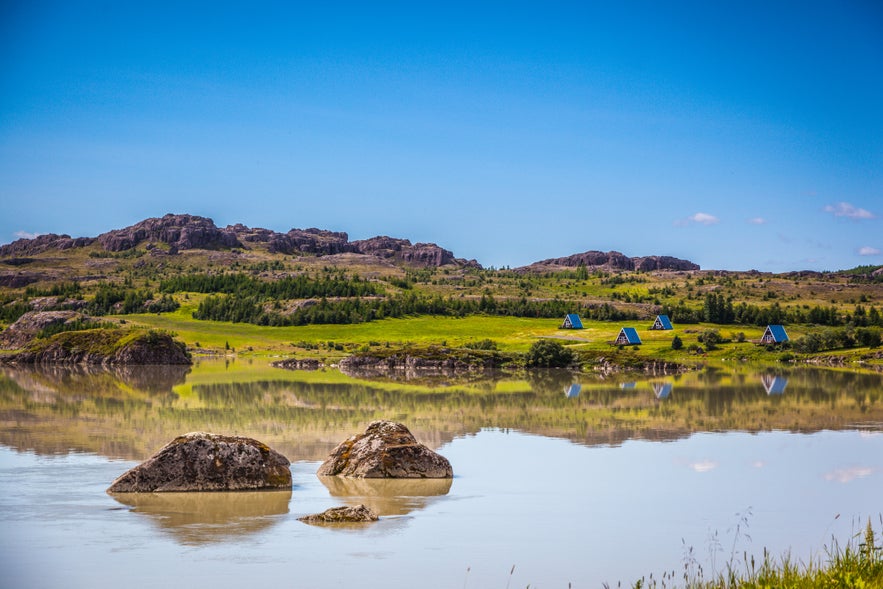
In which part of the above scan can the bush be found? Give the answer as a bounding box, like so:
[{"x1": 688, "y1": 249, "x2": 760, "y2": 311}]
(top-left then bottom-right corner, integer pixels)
[
  {"x1": 464, "y1": 338, "x2": 498, "y2": 351},
  {"x1": 671, "y1": 335, "x2": 683, "y2": 350},
  {"x1": 698, "y1": 329, "x2": 723, "y2": 351},
  {"x1": 525, "y1": 339, "x2": 574, "y2": 368}
]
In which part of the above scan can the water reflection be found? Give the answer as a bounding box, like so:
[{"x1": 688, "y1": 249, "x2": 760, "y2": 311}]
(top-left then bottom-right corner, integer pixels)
[
  {"x1": 109, "y1": 490, "x2": 291, "y2": 545},
  {"x1": 318, "y1": 476, "x2": 452, "y2": 516},
  {"x1": 2, "y1": 361, "x2": 883, "y2": 460},
  {"x1": 761, "y1": 375, "x2": 788, "y2": 395},
  {"x1": 652, "y1": 382, "x2": 673, "y2": 399}
]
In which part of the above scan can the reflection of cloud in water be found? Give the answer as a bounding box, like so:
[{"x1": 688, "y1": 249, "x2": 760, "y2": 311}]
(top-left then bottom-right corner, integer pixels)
[
  {"x1": 752, "y1": 460, "x2": 766, "y2": 468},
  {"x1": 689, "y1": 460, "x2": 718, "y2": 473},
  {"x1": 110, "y1": 490, "x2": 291, "y2": 545},
  {"x1": 823, "y1": 467, "x2": 875, "y2": 483},
  {"x1": 319, "y1": 476, "x2": 452, "y2": 516}
]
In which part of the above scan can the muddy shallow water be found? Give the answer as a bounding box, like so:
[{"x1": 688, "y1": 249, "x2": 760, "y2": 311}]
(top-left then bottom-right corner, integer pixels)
[{"x1": 1, "y1": 362, "x2": 881, "y2": 588}]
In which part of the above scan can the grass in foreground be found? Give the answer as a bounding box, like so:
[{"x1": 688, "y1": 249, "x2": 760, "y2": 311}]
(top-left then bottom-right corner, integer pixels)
[{"x1": 621, "y1": 518, "x2": 883, "y2": 589}]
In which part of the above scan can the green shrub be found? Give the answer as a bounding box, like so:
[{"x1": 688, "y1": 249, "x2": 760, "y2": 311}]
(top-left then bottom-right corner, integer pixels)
[{"x1": 525, "y1": 340, "x2": 574, "y2": 368}]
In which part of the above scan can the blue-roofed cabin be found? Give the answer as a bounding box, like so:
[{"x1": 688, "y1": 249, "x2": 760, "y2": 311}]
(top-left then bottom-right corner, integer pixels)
[
  {"x1": 614, "y1": 327, "x2": 642, "y2": 346},
  {"x1": 760, "y1": 325, "x2": 789, "y2": 344},
  {"x1": 561, "y1": 313, "x2": 584, "y2": 329},
  {"x1": 650, "y1": 315, "x2": 673, "y2": 330},
  {"x1": 564, "y1": 383, "x2": 582, "y2": 398}
]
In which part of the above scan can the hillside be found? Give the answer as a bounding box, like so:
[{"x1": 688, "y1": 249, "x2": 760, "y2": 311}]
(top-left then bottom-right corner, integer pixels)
[{"x1": 1, "y1": 214, "x2": 882, "y2": 371}]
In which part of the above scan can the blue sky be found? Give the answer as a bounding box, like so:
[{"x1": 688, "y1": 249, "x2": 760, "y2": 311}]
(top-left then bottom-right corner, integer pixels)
[{"x1": 1, "y1": 1, "x2": 881, "y2": 271}]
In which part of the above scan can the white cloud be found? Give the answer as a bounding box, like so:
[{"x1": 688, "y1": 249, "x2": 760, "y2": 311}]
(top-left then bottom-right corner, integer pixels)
[
  {"x1": 823, "y1": 466, "x2": 874, "y2": 484},
  {"x1": 858, "y1": 246, "x2": 881, "y2": 256},
  {"x1": 748, "y1": 217, "x2": 767, "y2": 225},
  {"x1": 677, "y1": 212, "x2": 720, "y2": 226},
  {"x1": 689, "y1": 459, "x2": 718, "y2": 473},
  {"x1": 14, "y1": 231, "x2": 42, "y2": 240},
  {"x1": 823, "y1": 202, "x2": 876, "y2": 220}
]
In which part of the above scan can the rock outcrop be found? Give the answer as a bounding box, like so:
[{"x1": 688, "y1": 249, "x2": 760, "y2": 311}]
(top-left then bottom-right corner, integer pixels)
[
  {"x1": 97, "y1": 214, "x2": 241, "y2": 252},
  {"x1": 298, "y1": 504, "x2": 379, "y2": 524},
  {"x1": 271, "y1": 358, "x2": 321, "y2": 371},
  {"x1": 0, "y1": 214, "x2": 477, "y2": 267},
  {"x1": 0, "y1": 234, "x2": 95, "y2": 257},
  {"x1": 338, "y1": 351, "x2": 505, "y2": 381},
  {"x1": 0, "y1": 327, "x2": 191, "y2": 365},
  {"x1": 0, "y1": 311, "x2": 82, "y2": 350},
  {"x1": 522, "y1": 250, "x2": 699, "y2": 272},
  {"x1": 317, "y1": 420, "x2": 453, "y2": 478},
  {"x1": 107, "y1": 432, "x2": 292, "y2": 492},
  {"x1": 231, "y1": 224, "x2": 354, "y2": 255}
]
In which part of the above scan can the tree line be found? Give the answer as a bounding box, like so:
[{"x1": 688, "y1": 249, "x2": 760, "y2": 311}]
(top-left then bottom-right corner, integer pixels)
[
  {"x1": 159, "y1": 271, "x2": 378, "y2": 299},
  {"x1": 662, "y1": 293, "x2": 883, "y2": 328},
  {"x1": 193, "y1": 292, "x2": 638, "y2": 326}
]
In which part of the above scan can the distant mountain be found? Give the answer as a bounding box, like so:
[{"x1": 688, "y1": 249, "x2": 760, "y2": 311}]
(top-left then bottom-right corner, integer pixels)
[
  {"x1": 520, "y1": 250, "x2": 699, "y2": 272},
  {"x1": 0, "y1": 214, "x2": 700, "y2": 272},
  {"x1": 0, "y1": 214, "x2": 481, "y2": 269}
]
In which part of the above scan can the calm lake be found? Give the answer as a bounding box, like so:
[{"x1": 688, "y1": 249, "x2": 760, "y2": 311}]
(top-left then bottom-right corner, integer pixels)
[{"x1": 1, "y1": 360, "x2": 882, "y2": 588}]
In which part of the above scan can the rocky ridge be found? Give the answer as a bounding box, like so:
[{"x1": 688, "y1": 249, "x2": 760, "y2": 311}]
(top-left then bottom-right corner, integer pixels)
[
  {"x1": 0, "y1": 214, "x2": 479, "y2": 268},
  {"x1": 522, "y1": 250, "x2": 700, "y2": 272},
  {"x1": 0, "y1": 214, "x2": 700, "y2": 270}
]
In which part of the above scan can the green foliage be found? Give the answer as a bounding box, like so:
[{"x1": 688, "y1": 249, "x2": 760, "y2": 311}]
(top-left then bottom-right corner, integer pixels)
[
  {"x1": 0, "y1": 300, "x2": 29, "y2": 323},
  {"x1": 159, "y1": 271, "x2": 379, "y2": 299},
  {"x1": 36, "y1": 319, "x2": 115, "y2": 339},
  {"x1": 464, "y1": 338, "x2": 498, "y2": 351},
  {"x1": 671, "y1": 335, "x2": 683, "y2": 350},
  {"x1": 525, "y1": 339, "x2": 574, "y2": 368},
  {"x1": 193, "y1": 291, "x2": 634, "y2": 327},
  {"x1": 698, "y1": 329, "x2": 724, "y2": 351},
  {"x1": 24, "y1": 281, "x2": 82, "y2": 298}
]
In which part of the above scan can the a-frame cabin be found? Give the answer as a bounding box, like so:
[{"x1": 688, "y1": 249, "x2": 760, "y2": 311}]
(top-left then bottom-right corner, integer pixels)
[
  {"x1": 760, "y1": 325, "x2": 789, "y2": 344},
  {"x1": 650, "y1": 315, "x2": 673, "y2": 330},
  {"x1": 614, "y1": 327, "x2": 642, "y2": 346},
  {"x1": 561, "y1": 314, "x2": 584, "y2": 329}
]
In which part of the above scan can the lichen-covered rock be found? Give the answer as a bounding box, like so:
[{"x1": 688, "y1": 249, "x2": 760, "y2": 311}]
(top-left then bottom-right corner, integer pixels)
[
  {"x1": 107, "y1": 432, "x2": 291, "y2": 492},
  {"x1": 298, "y1": 504, "x2": 378, "y2": 524},
  {"x1": 0, "y1": 311, "x2": 82, "y2": 350},
  {"x1": 0, "y1": 328, "x2": 191, "y2": 365},
  {"x1": 317, "y1": 420, "x2": 453, "y2": 478}
]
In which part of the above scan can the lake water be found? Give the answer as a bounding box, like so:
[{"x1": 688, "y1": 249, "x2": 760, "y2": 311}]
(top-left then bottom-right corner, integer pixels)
[{"x1": 1, "y1": 361, "x2": 882, "y2": 588}]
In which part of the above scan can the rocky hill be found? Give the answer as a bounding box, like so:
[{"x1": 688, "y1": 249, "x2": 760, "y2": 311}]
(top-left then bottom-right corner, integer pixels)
[
  {"x1": 0, "y1": 214, "x2": 480, "y2": 269},
  {"x1": 0, "y1": 214, "x2": 699, "y2": 272},
  {"x1": 520, "y1": 250, "x2": 699, "y2": 272}
]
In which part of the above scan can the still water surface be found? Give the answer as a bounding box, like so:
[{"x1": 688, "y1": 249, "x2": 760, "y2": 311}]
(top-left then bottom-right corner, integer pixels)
[{"x1": 1, "y1": 361, "x2": 882, "y2": 588}]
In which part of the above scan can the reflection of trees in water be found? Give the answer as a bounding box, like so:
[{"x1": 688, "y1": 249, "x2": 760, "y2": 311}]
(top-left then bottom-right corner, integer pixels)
[
  {"x1": 526, "y1": 369, "x2": 575, "y2": 396},
  {"x1": 109, "y1": 490, "x2": 291, "y2": 545},
  {"x1": 1, "y1": 364, "x2": 883, "y2": 460}
]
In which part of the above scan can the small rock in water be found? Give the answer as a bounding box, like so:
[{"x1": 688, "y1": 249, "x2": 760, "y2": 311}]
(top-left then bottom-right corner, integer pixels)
[
  {"x1": 107, "y1": 432, "x2": 291, "y2": 493},
  {"x1": 298, "y1": 504, "x2": 378, "y2": 523},
  {"x1": 317, "y1": 420, "x2": 453, "y2": 478}
]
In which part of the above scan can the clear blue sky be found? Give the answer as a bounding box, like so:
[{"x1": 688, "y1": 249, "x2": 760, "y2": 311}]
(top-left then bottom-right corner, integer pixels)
[{"x1": 1, "y1": 1, "x2": 881, "y2": 271}]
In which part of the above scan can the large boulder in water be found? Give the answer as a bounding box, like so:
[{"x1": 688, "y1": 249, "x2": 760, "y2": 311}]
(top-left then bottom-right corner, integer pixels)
[
  {"x1": 317, "y1": 420, "x2": 453, "y2": 478},
  {"x1": 107, "y1": 432, "x2": 291, "y2": 493}
]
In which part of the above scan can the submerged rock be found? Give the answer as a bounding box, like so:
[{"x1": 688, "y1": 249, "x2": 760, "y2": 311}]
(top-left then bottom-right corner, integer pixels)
[
  {"x1": 107, "y1": 432, "x2": 291, "y2": 493},
  {"x1": 298, "y1": 504, "x2": 378, "y2": 524},
  {"x1": 317, "y1": 420, "x2": 453, "y2": 478}
]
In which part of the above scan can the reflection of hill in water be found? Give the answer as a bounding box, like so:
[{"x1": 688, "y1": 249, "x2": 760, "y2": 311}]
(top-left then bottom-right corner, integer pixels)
[
  {"x1": 2, "y1": 363, "x2": 883, "y2": 460},
  {"x1": 110, "y1": 490, "x2": 291, "y2": 545},
  {"x1": 319, "y1": 476, "x2": 452, "y2": 516}
]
